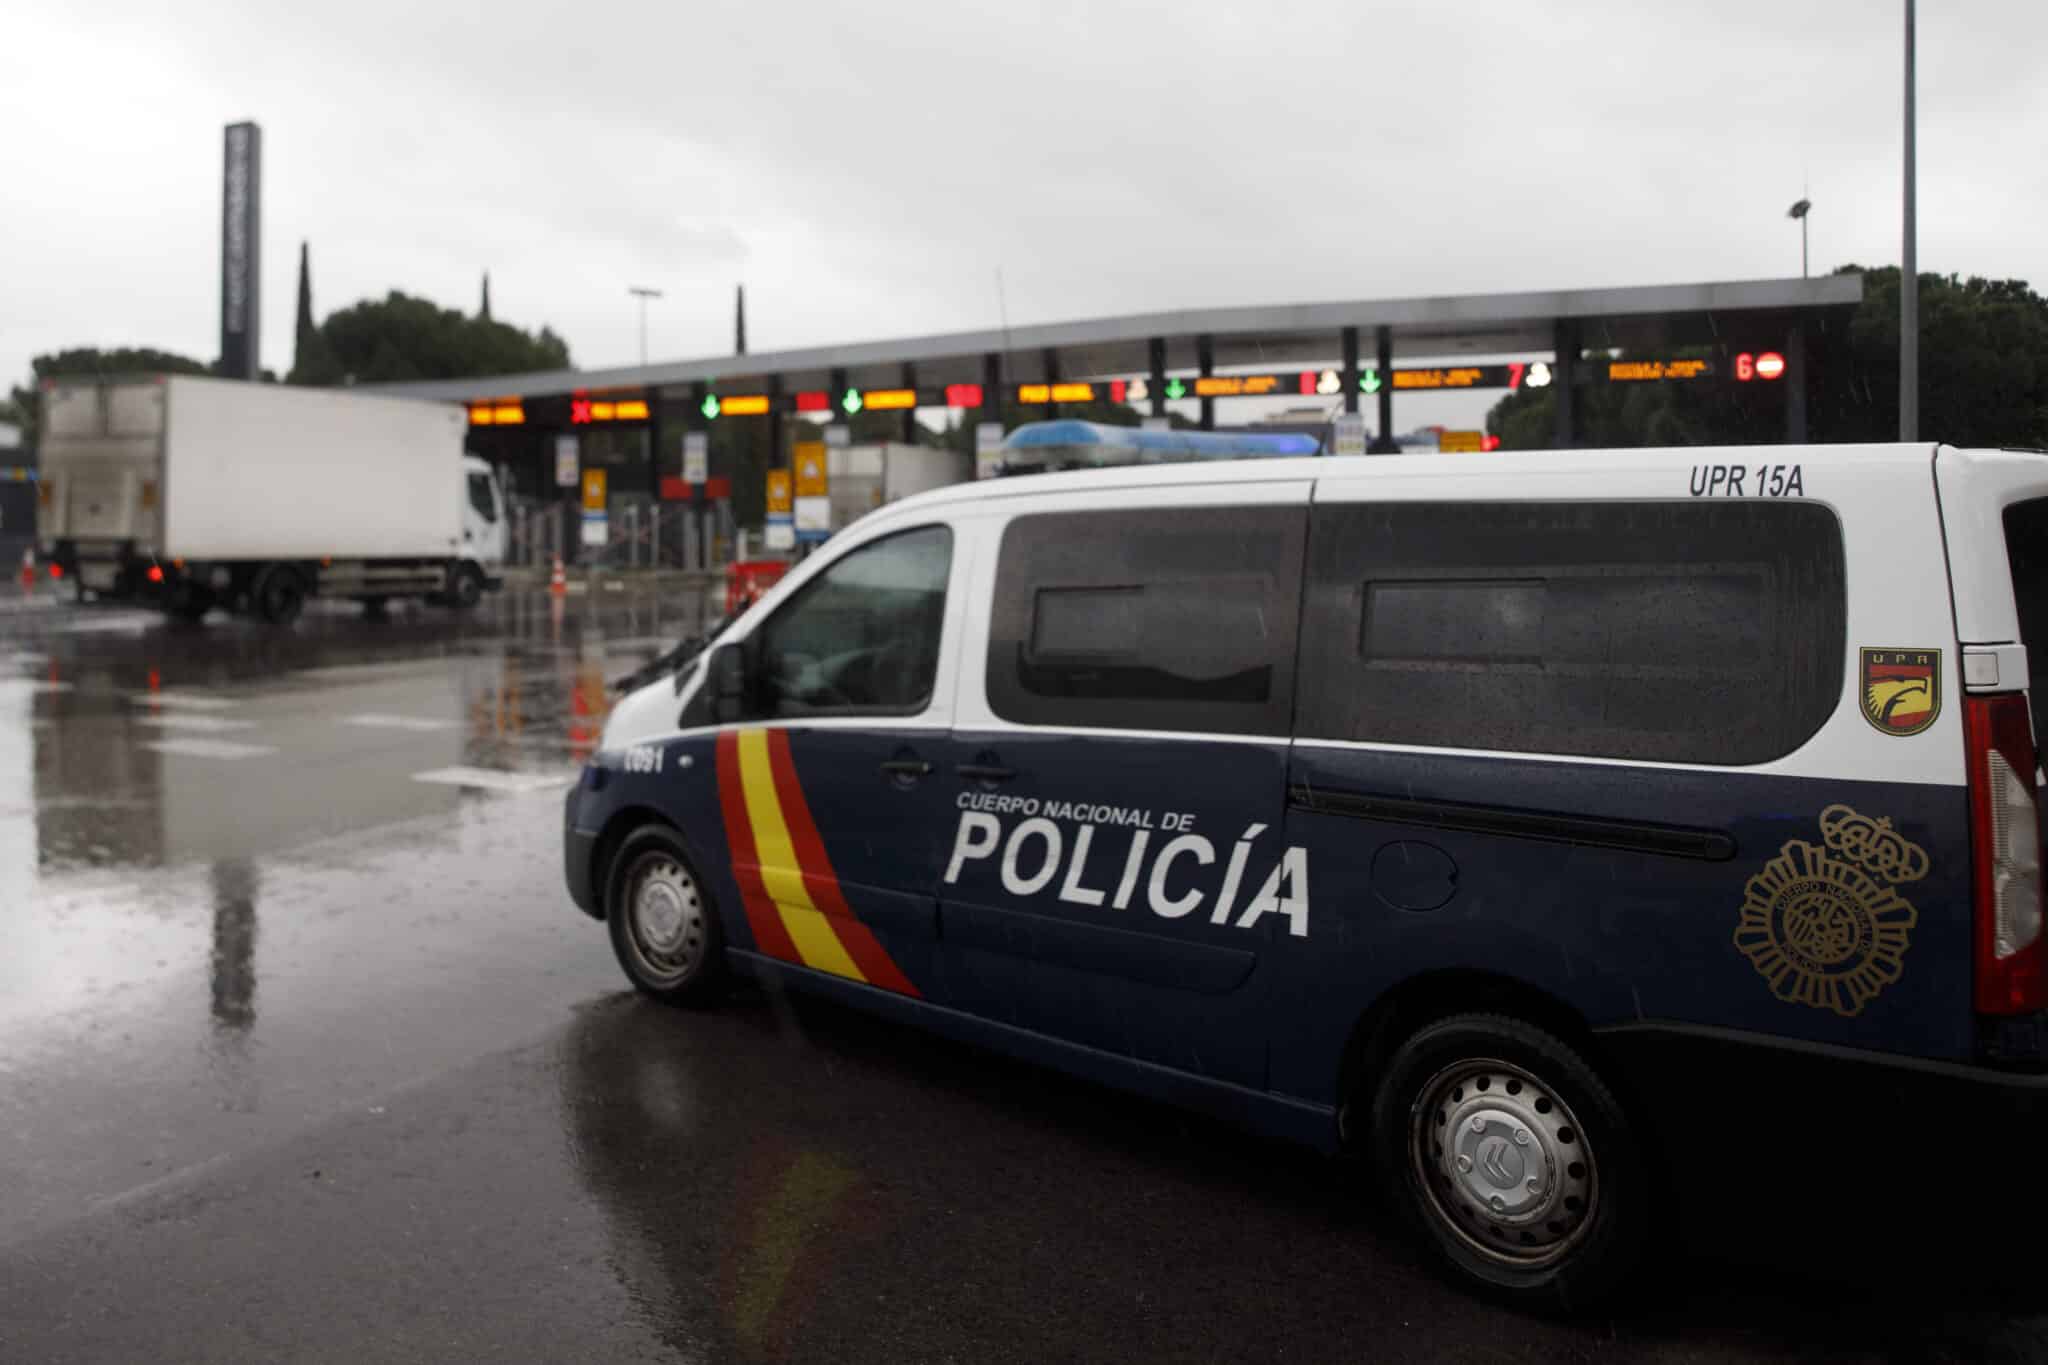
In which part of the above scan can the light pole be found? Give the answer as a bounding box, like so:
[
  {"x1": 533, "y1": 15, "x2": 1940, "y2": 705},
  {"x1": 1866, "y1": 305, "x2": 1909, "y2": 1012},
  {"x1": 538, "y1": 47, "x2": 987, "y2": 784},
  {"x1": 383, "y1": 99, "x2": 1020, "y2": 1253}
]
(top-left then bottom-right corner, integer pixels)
[
  {"x1": 1901, "y1": 0, "x2": 1918, "y2": 441},
  {"x1": 1787, "y1": 197, "x2": 1812, "y2": 278},
  {"x1": 627, "y1": 286, "x2": 663, "y2": 367}
]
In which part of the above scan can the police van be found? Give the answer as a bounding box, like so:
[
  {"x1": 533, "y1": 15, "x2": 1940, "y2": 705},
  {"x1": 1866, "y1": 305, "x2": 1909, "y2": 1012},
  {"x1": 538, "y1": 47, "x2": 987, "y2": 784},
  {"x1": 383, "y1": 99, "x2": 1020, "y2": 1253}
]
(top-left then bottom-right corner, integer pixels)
[{"x1": 565, "y1": 443, "x2": 2048, "y2": 1306}]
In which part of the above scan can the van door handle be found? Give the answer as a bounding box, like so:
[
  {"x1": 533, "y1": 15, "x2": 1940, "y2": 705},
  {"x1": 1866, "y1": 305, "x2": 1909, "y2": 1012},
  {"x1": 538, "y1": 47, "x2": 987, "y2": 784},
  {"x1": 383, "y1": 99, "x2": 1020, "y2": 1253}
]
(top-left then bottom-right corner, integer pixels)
[
  {"x1": 955, "y1": 763, "x2": 1017, "y2": 783},
  {"x1": 879, "y1": 758, "x2": 932, "y2": 778}
]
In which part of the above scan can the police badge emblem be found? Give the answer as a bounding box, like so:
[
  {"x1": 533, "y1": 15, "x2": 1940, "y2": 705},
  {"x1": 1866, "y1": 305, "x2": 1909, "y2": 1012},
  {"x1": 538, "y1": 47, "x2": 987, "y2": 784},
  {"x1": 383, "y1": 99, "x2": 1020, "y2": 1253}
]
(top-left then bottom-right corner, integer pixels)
[
  {"x1": 1733, "y1": 804, "x2": 1927, "y2": 1017},
  {"x1": 1860, "y1": 647, "x2": 1941, "y2": 736}
]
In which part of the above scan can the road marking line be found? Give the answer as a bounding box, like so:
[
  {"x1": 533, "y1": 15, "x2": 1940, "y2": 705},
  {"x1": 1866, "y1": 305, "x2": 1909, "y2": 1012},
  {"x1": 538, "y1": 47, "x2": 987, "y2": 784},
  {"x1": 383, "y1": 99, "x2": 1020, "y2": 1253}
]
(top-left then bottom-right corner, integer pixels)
[
  {"x1": 143, "y1": 739, "x2": 279, "y2": 760},
  {"x1": 0, "y1": 679, "x2": 72, "y2": 694},
  {"x1": 130, "y1": 691, "x2": 236, "y2": 711},
  {"x1": 344, "y1": 714, "x2": 459, "y2": 733},
  {"x1": 137, "y1": 715, "x2": 258, "y2": 733},
  {"x1": 410, "y1": 766, "x2": 573, "y2": 794}
]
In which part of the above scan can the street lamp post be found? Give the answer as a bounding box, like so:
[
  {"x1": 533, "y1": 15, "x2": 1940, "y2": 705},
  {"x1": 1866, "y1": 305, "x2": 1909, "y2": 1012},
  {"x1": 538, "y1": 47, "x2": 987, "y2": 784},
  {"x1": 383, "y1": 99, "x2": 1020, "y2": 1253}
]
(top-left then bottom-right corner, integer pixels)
[
  {"x1": 1787, "y1": 198, "x2": 1812, "y2": 278},
  {"x1": 627, "y1": 286, "x2": 663, "y2": 367}
]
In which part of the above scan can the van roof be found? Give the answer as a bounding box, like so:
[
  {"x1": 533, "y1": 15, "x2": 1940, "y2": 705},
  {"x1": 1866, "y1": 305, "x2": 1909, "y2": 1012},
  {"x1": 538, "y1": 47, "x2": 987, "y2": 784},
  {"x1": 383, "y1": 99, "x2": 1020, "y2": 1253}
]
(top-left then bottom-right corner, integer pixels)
[{"x1": 876, "y1": 442, "x2": 1953, "y2": 520}]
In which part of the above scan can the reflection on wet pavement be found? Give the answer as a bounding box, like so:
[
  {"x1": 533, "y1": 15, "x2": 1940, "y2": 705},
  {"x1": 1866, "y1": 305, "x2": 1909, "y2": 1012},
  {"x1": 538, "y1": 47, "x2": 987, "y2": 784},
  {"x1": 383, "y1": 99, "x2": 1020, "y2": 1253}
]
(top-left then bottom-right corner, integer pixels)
[{"x1": 0, "y1": 588, "x2": 711, "y2": 1239}]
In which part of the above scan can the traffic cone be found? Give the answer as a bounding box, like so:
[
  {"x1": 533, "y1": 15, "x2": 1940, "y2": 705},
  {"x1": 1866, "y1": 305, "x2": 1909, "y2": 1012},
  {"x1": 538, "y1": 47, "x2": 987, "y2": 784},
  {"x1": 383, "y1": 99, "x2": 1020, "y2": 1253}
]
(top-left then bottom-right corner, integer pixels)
[
  {"x1": 18, "y1": 549, "x2": 33, "y2": 591},
  {"x1": 549, "y1": 555, "x2": 567, "y2": 596}
]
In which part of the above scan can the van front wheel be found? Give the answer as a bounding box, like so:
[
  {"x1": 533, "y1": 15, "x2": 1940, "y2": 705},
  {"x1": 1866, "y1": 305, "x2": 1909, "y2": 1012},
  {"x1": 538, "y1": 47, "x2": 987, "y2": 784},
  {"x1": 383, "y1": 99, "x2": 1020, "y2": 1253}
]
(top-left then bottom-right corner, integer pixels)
[
  {"x1": 1369, "y1": 1013, "x2": 1649, "y2": 1311},
  {"x1": 605, "y1": 826, "x2": 724, "y2": 1005}
]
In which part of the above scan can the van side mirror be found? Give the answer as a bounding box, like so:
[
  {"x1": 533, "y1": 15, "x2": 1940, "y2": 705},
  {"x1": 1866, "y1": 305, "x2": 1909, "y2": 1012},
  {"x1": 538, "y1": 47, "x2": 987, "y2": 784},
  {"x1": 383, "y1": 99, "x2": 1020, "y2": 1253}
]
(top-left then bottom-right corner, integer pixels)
[{"x1": 708, "y1": 642, "x2": 750, "y2": 723}]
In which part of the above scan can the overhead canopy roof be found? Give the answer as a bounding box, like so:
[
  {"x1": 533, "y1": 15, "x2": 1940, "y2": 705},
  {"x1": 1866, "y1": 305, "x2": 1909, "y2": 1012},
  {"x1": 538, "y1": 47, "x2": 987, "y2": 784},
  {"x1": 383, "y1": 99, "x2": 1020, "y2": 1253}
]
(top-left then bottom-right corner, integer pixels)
[{"x1": 370, "y1": 274, "x2": 1863, "y2": 403}]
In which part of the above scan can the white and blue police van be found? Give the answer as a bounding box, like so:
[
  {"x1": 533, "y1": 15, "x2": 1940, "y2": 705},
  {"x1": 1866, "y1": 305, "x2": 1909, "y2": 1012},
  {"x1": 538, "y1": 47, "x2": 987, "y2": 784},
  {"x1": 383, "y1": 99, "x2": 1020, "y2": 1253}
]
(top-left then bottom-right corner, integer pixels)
[{"x1": 565, "y1": 442, "x2": 2048, "y2": 1306}]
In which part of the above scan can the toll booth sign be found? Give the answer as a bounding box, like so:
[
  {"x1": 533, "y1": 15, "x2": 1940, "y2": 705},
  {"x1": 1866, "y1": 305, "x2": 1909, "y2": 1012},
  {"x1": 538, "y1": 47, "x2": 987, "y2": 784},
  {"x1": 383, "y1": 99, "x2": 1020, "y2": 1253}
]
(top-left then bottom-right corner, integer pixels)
[
  {"x1": 582, "y1": 468, "x2": 607, "y2": 512},
  {"x1": 555, "y1": 436, "x2": 579, "y2": 487},
  {"x1": 765, "y1": 469, "x2": 794, "y2": 515},
  {"x1": 793, "y1": 443, "x2": 829, "y2": 498}
]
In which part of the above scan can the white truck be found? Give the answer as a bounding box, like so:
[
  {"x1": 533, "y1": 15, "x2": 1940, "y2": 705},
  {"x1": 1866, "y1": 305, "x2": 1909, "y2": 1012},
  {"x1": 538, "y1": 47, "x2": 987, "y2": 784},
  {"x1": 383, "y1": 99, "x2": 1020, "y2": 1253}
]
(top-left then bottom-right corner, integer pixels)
[{"x1": 36, "y1": 375, "x2": 505, "y2": 623}]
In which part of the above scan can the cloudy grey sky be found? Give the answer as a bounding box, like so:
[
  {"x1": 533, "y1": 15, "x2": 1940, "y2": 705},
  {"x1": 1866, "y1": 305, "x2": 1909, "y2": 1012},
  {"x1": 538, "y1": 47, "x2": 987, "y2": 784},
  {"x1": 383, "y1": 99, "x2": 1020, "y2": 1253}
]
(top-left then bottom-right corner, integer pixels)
[{"x1": 5, "y1": 0, "x2": 2043, "y2": 417}]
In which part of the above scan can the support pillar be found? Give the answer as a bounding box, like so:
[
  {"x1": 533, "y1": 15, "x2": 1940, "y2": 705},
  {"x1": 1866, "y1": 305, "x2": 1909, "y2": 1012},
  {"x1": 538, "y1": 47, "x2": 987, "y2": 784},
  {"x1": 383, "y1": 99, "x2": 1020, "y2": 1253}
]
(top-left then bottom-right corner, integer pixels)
[
  {"x1": 1041, "y1": 348, "x2": 1059, "y2": 422},
  {"x1": 1368, "y1": 326, "x2": 1398, "y2": 453},
  {"x1": 1552, "y1": 319, "x2": 1578, "y2": 449},
  {"x1": 1198, "y1": 334, "x2": 1215, "y2": 431},
  {"x1": 982, "y1": 353, "x2": 1002, "y2": 428},
  {"x1": 1342, "y1": 327, "x2": 1360, "y2": 415},
  {"x1": 646, "y1": 387, "x2": 663, "y2": 501},
  {"x1": 1148, "y1": 337, "x2": 1167, "y2": 420},
  {"x1": 1786, "y1": 317, "x2": 1808, "y2": 444},
  {"x1": 901, "y1": 362, "x2": 918, "y2": 444}
]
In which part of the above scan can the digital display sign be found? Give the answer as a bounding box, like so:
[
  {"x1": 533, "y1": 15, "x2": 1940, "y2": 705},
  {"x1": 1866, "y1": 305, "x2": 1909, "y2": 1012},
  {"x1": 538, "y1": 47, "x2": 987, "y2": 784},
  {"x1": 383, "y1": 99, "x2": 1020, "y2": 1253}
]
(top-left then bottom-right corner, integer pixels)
[
  {"x1": 570, "y1": 396, "x2": 648, "y2": 424},
  {"x1": 701, "y1": 393, "x2": 771, "y2": 419},
  {"x1": 1193, "y1": 374, "x2": 1286, "y2": 398},
  {"x1": 1609, "y1": 359, "x2": 1712, "y2": 382},
  {"x1": 1393, "y1": 366, "x2": 1502, "y2": 390},
  {"x1": 468, "y1": 401, "x2": 526, "y2": 426},
  {"x1": 1015, "y1": 382, "x2": 1099, "y2": 404},
  {"x1": 944, "y1": 383, "x2": 984, "y2": 408},
  {"x1": 1735, "y1": 351, "x2": 1787, "y2": 381},
  {"x1": 794, "y1": 391, "x2": 830, "y2": 413},
  {"x1": 860, "y1": 388, "x2": 918, "y2": 411}
]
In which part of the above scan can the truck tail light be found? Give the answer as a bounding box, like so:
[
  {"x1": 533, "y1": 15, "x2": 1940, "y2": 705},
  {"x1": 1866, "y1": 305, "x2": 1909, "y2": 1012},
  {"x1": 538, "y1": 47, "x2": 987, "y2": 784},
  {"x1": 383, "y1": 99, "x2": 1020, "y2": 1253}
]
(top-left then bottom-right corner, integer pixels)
[
  {"x1": 47, "y1": 563, "x2": 63, "y2": 580},
  {"x1": 37, "y1": 481, "x2": 53, "y2": 509},
  {"x1": 146, "y1": 565, "x2": 164, "y2": 584},
  {"x1": 1967, "y1": 693, "x2": 2046, "y2": 1014},
  {"x1": 140, "y1": 480, "x2": 158, "y2": 509}
]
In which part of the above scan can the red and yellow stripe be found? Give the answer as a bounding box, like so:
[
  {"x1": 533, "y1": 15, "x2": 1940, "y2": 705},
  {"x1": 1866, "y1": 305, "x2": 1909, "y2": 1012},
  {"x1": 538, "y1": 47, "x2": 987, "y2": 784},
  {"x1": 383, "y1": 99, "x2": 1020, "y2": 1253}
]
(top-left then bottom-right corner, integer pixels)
[{"x1": 716, "y1": 728, "x2": 919, "y2": 996}]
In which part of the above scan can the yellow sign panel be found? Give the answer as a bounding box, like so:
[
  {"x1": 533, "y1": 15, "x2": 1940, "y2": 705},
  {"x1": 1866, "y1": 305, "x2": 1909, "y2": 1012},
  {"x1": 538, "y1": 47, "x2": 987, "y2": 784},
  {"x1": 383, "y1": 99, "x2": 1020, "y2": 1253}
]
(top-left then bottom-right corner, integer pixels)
[
  {"x1": 793, "y1": 442, "x2": 828, "y2": 497},
  {"x1": 765, "y1": 469, "x2": 793, "y2": 515},
  {"x1": 1194, "y1": 375, "x2": 1283, "y2": 398},
  {"x1": 722, "y1": 395, "x2": 772, "y2": 416},
  {"x1": 1393, "y1": 368, "x2": 1487, "y2": 390},
  {"x1": 582, "y1": 468, "x2": 607, "y2": 512},
  {"x1": 863, "y1": 388, "x2": 917, "y2": 411},
  {"x1": 1438, "y1": 430, "x2": 1486, "y2": 453}
]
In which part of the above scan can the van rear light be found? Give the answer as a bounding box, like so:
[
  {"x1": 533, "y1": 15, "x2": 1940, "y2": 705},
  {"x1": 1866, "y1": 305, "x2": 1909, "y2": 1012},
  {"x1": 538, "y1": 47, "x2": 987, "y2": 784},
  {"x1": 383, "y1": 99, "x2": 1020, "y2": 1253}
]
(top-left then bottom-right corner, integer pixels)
[{"x1": 1966, "y1": 693, "x2": 2047, "y2": 1014}]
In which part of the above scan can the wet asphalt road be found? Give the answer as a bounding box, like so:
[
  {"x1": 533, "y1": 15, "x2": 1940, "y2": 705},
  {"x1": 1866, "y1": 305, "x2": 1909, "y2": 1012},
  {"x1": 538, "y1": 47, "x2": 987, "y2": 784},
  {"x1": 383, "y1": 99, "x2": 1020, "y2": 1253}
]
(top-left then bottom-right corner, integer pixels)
[{"x1": 3, "y1": 584, "x2": 2048, "y2": 1363}]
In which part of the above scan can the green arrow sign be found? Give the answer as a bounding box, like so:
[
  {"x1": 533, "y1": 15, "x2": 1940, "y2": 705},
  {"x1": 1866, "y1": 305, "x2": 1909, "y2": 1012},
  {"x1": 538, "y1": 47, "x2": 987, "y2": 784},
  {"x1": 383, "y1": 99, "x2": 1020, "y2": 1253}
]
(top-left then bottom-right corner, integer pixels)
[
  {"x1": 1359, "y1": 369, "x2": 1382, "y2": 395},
  {"x1": 1164, "y1": 377, "x2": 1187, "y2": 401},
  {"x1": 700, "y1": 394, "x2": 721, "y2": 419},
  {"x1": 842, "y1": 388, "x2": 864, "y2": 415}
]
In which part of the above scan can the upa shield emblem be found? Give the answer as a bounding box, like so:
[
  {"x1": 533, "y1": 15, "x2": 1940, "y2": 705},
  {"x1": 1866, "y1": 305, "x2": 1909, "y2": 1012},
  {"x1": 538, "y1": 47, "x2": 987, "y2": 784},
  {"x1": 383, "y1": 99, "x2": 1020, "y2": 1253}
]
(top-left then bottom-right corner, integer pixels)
[{"x1": 1860, "y1": 648, "x2": 1940, "y2": 736}]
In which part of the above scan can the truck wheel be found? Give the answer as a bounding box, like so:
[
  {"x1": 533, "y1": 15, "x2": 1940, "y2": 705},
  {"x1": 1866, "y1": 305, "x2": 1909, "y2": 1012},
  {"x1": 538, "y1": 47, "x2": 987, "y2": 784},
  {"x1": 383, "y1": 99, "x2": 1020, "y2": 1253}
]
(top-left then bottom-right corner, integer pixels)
[
  {"x1": 447, "y1": 564, "x2": 485, "y2": 611},
  {"x1": 1369, "y1": 1013, "x2": 1649, "y2": 1311},
  {"x1": 254, "y1": 567, "x2": 306, "y2": 626},
  {"x1": 605, "y1": 826, "x2": 724, "y2": 1005}
]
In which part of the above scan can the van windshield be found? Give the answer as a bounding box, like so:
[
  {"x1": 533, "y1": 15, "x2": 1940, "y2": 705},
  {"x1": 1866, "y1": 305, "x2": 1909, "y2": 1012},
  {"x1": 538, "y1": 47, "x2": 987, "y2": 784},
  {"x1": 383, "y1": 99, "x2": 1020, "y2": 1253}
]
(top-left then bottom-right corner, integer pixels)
[{"x1": 2003, "y1": 497, "x2": 2048, "y2": 751}]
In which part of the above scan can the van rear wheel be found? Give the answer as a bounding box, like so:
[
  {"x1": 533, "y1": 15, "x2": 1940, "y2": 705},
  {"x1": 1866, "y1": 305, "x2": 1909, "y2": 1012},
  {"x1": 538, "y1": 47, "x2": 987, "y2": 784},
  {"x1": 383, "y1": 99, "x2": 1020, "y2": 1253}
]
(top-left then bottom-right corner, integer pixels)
[{"x1": 1369, "y1": 1013, "x2": 1648, "y2": 1311}]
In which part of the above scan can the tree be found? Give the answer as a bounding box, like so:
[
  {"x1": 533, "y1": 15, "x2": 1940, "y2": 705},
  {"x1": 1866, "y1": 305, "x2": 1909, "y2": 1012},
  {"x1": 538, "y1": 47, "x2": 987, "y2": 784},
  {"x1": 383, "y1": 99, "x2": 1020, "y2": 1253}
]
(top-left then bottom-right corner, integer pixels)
[
  {"x1": 291, "y1": 291, "x2": 570, "y2": 386},
  {"x1": 6, "y1": 346, "x2": 213, "y2": 454},
  {"x1": 1486, "y1": 267, "x2": 2048, "y2": 450}
]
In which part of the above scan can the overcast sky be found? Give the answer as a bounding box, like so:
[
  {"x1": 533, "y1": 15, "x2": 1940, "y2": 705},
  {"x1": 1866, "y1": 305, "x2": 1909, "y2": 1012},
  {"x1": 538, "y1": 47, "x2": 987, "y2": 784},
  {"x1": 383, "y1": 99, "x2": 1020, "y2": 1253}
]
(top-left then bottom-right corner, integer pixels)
[{"x1": 5, "y1": 0, "x2": 2043, "y2": 427}]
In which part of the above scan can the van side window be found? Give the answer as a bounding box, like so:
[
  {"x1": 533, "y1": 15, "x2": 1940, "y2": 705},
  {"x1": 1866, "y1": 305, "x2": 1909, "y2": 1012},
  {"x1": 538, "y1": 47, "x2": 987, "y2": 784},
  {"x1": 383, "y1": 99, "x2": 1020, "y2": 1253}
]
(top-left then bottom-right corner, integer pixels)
[
  {"x1": 986, "y1": 505, "x2": 1305, "y2": 735},
  {"x1": 1297, "y1": 501, "x2": 1846, "y2": 764},
  {"x1": 757, "y1": 525, "x2": 952, "y2": 717}
]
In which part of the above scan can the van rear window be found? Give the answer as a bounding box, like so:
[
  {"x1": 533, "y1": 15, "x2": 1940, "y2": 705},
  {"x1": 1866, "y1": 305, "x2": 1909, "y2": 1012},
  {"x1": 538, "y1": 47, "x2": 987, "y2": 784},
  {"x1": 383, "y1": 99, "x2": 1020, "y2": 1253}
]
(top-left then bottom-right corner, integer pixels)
[
  {"x1": 2001, "y1": 498, "x2": 2048, "y2": 747},
  {"x1": 1297, "y1": 501, "x2": 1847, "y2": 765}
]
